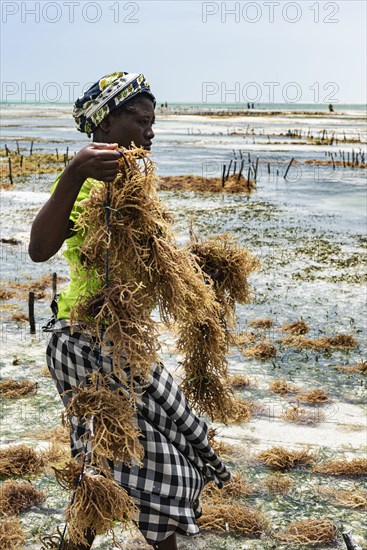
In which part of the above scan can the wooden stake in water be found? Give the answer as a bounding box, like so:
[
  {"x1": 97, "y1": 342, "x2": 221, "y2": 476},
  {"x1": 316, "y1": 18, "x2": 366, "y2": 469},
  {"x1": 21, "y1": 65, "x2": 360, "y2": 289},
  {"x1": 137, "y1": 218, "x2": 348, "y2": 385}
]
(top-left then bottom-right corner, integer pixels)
[
  {"x1": 254, "y1": 157, "x2": 259, "y2": 182},
  {"x1": 52, "y1": 272, "x2": 57, "y2": 297},
  {"x1": 28, "y1": 291, "x2": 36, "y2": 334},
  {"x1": 8, "y1": 157, "x2": 13, "y2": 185},
  {"x1": 221, "y1": 164, "x2": 226, "y2": 188},
  {"x1": 284, "y1": 157, "x2": 295, "y2": 180},
  {"x1": 30, "y1": 141, "x2": 34, "y2": 155}
]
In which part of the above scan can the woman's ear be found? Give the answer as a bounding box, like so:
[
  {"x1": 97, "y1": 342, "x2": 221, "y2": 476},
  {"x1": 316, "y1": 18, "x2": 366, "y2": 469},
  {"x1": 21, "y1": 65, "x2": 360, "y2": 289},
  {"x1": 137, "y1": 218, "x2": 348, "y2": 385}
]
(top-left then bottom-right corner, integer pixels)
[{"x1": 98, "y1": 116, "x2": 111, "y2": 134}]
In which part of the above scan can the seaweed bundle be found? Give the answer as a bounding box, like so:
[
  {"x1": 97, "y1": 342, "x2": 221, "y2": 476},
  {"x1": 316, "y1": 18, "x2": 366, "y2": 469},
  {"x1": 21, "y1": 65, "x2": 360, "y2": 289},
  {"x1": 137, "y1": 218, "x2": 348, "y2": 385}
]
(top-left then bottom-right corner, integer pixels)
[
  {"x1": 189, "y1": 232, "x2": 259, "y2": 323},
  {"x1": 63, "y1": 373, "x2": 144, "y2": 470},
  {"x1": 59, "y1": 145, "x2": 258, "y2": 543},
  {"x1": 64, "y1": 472, "x2": 138, "y2": 546},
  {"x1": 71, "y1": 146, "x2": 258, "y2": 421}
]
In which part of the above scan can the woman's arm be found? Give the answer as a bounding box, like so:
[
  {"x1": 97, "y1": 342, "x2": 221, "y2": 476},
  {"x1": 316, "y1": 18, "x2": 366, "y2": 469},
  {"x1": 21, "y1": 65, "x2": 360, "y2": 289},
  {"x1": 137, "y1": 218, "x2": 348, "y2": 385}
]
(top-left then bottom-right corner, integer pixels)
[{"x1": 29, "y1": 143, "x2": 120, "y2": 262}]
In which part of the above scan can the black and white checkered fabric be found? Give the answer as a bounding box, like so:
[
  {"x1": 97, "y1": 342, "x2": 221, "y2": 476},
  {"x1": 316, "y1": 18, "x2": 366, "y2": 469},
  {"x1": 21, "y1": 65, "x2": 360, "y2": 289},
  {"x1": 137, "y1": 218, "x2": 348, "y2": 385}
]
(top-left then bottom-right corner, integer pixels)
[{"x1": 45, "y1": 319, "x2": 231, "y2": 545}]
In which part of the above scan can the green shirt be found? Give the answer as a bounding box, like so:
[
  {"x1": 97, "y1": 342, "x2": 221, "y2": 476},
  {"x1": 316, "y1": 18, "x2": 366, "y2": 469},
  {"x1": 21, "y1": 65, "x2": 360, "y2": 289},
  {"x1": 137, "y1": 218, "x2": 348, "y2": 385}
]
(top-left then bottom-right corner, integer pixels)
[{"x1": 51, "y1": 173, "x2": 102, "y2": 320}]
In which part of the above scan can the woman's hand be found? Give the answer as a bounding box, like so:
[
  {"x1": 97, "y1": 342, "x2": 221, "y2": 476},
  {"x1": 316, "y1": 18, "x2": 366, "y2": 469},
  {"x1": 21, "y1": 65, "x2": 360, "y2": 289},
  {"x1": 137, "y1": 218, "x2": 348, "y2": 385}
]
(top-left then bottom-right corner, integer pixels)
[
  {"x1": 29, "y1": 143, "x2": 122, "y2": 262},
  {"x1": 70, "y1": 142, "x2": 121, "y2": 183}
]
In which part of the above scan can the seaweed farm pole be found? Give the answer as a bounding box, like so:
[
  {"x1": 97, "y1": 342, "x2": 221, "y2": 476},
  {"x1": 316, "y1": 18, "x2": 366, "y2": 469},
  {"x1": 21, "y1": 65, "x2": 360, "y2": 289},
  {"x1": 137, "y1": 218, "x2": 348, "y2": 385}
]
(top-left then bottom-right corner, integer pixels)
[
  {"x1": 16, "y1": 141, "x2": 20, "y2": 155},
  {"x1": 267, "y1": 162, "x2": 271, "y2": 175},
  {"x1": 8, "y1": 157, "x2": 13, "y2": 185},
  {"x1": 226, "y1": 160, "x2": 233, "y2": 181},
  {"x1": 52, "y1": 272, "x2": 57, "y2": 297},
  {"x1": 28, "y1": 291, "x2": 36, "y2": 334},
  {"x1": 30, "y1": 141, "x2": 34, "y2": 155},
  {"x1": 284, "y1": 157, "x2": 295, "y2": 180},
  {"x1": 221, "y1": 164, "x2": 226, "y2": 188},
  {"x1": 254, "y1": 157, "x2": 259, "y2": 182},
  {"x1": 5, "y1": 144, "x2": 10, "y2": 156},
  {"x1": 56, "y1": 148, "x2": 59, "y2": 159},
  {"x1": 237, "y1": 159, "x2": 244, "y2": 181},
  {"x1": 247, "y1": 166, "x2": 251, "y2": 184}
]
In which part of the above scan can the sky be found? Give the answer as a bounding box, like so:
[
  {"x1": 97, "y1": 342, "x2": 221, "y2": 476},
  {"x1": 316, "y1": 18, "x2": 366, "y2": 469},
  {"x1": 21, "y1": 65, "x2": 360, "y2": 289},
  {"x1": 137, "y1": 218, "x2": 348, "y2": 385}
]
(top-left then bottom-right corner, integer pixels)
[{"x1": 1, "y1": 0, "x2": 366, "y2": 104}]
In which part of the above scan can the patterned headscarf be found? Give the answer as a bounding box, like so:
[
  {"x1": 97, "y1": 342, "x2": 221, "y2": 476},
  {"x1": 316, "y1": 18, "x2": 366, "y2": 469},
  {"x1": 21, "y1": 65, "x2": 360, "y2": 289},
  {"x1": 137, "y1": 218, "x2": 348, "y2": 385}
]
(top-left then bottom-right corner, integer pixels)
[{"x1": 73, "y1": 71, "x2": 155, "y2": 137}]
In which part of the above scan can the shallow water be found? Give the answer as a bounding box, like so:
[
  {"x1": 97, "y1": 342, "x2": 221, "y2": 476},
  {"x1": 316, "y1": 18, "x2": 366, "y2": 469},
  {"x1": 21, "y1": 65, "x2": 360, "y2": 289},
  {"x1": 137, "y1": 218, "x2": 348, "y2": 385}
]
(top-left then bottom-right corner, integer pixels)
[{"x1": 0, "y1": 105, "x2": 366, "y2": 548}]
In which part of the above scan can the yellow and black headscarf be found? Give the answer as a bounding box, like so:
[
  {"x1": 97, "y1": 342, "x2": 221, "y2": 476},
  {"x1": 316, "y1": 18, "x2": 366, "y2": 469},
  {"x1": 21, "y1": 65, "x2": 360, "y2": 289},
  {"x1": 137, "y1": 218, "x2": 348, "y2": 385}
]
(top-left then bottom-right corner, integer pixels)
[{"x1": 73, "y1": 71, "x2": 155, "y2": 137}]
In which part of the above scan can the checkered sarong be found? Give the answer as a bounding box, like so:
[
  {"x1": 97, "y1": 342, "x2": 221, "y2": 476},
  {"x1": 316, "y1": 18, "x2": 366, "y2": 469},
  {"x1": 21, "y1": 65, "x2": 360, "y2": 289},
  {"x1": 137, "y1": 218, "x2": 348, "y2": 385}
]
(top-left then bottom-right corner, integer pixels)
[{"x1": 45, "y1": 319, "x2": 231, "y2": 545}]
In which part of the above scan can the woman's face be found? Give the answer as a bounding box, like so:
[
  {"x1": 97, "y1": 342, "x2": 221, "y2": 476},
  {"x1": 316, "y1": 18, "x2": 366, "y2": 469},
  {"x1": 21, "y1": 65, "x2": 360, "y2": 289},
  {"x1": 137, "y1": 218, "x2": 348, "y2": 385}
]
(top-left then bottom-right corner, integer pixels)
[{"x1": 105, "y1": 95, "x2": 155, "y2": 150}]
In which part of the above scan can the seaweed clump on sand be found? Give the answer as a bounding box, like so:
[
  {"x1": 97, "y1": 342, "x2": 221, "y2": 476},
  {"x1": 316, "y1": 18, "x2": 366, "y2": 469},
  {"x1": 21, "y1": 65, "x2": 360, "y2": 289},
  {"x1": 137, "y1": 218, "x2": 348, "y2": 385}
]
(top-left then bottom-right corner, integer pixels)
[
  {"x1": 248, "y1": 318, "x2": 274, "y2": 329},
  {"x1": 263, "y1": 474, "x2": 292, "y2": 494},
  {"x1": 280, "y1": 320, "x2": 309, "y2": 335},
  {"x1": 317, "y1": 485, "x2": 367, "y2": 509},
  {"x1": 282, "y1": 405, "x2": 325, "y2": 425},
  {"x1": 297, "y1": 389, "x2": 329, "y2": 404},
  {"x1": 280, "y1": 333, "x2": 357, "y2": 350},
  {"x1": 0, "y1": 517, "x2": 26, "y2": 549},
  {"x1": 313, "y1": 458, "x2": 367, "y2": 477},
  {"x1": 0, "y1": 445, "x2": 44, "y2": 477},
  {"x1": 276, "y1": 518, "x2": 337, "y2": 545},
  {"x1": 197, "y1": 503, "x2": 267, "y2": 536},
  {"x1": 0, "y1": 480, "x2": 45, "y2": 515},
  {"x1": 0, "y1": 379, "x2": 38, "y2": 398},
  {"x1": 202, "y1": 471, "x2": 254, "y2": 503},
  {"x1": 258, "y1": 447, "x2": 315, "y2": 471},
  {"x1": 244, "y1": 340, "x2": 277, "y2": 360},
  {"x1": 207, "y1": 428, "x2": 236, "y2": 457},
  {"x1": 335, "y1": 361, "x2": 367, "y2": 375},
  {"x1": 228, "y1": 374, "x2": 250, "y2": 388},
  {"x1": 269, "y1": 379, "x2": 299, "y2": 395},
  {"x1": 159, "y1": 174, "x2": 256, "y2": 194}
]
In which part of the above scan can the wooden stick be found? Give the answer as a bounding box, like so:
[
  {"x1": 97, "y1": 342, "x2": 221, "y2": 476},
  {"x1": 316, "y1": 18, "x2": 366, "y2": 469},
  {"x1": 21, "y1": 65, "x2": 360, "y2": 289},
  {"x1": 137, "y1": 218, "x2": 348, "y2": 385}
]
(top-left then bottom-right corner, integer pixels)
[
  {"x1": 221, "y1": 164, "x2": 226, "y2": 188},
  {"x1": 16, "y1": 141, "x2": 20, "y2": 155},
  {"x1": 237, "y1": 159, "x2": 244, "y2": 181},
  {"x1": 52, "y1": 272, "x2": 57, "y2": 297},
  {"x1": 28, "y1": 291, "x2": 36, "y2": 334},
  {"x1": 226, "y1": 160, "x2": 232, "y2": 181},
  {"x1": 8, "y1": 157, "x2": 13, "y2": 185},
  {"x1": 254, "y1": 157, "x2": 259, "y2": 182},
  {"x1": 30, "y1": 141, "x2": 34, "y2": 155},
  {"x1": 284, "y1": 158, "x2": 295, "y2": 180}
]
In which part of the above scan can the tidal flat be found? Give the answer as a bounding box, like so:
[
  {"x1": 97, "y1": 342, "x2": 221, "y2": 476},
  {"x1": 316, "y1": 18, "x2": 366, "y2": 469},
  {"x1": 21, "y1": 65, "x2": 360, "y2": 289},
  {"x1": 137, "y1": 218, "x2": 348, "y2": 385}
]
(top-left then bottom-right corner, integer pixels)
[{"x1": 0, "y1": 104, "x2": 366, "y2": 549}]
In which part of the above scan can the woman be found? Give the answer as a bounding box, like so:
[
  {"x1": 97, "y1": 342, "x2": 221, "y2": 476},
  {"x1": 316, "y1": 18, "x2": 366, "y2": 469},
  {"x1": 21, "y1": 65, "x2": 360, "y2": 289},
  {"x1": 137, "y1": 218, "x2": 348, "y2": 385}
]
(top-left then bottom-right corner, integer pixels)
[{"x1": 29, "y1": 71, "x2": 231, "y2": 550}]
